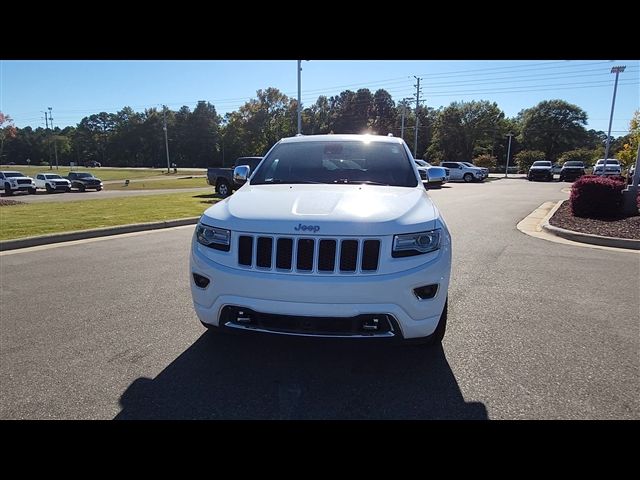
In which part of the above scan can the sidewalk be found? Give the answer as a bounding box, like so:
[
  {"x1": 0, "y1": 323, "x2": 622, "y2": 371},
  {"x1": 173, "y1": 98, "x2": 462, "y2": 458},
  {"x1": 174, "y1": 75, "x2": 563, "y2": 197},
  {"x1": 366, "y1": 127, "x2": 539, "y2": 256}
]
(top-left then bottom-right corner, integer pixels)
[{"x1": 518, "y1": 201, "x2": 640, "y2": 252}]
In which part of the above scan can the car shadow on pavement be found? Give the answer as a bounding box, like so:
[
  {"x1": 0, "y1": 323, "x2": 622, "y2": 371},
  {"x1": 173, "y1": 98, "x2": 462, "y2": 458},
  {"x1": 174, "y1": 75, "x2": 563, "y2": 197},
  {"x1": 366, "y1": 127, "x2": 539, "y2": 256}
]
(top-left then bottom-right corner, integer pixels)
[{"x1": 115, "y1": 332, "x2": 487, "y2": 420}]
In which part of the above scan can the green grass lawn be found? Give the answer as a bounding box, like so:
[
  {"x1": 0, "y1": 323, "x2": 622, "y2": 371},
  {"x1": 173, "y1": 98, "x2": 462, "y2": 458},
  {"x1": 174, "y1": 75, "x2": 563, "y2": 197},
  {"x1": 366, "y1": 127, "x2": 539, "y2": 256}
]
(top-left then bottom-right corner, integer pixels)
[
  {"x1": 0, "y1": 166, "x2": 183, "y2": 181},
  {"x1": 105, "y1": 177, "x2": 208, "y2": 190},
  {"x1": 0, "y1": 192, "x2": 220, "y2": 241}
]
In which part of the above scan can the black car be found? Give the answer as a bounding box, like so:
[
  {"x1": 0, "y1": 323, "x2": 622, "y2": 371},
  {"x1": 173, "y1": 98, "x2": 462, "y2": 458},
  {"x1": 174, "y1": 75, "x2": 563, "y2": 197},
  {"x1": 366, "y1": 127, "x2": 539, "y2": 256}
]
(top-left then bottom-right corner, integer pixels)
[
  {"x1": 559, "y1": 161, "x2": 586, "y2": 182},
  {"x1": 66, "y1": 171, "x2": 104, "y2": 191},
  {"x1": 527, "y1": 161, "x2": 554, "y2": 181}
]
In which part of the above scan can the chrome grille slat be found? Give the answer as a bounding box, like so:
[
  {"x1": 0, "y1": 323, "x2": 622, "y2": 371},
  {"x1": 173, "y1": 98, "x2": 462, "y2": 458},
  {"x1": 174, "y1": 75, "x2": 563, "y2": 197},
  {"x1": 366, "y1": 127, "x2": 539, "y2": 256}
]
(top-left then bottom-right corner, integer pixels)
[{"x1": 237, "y1": 235, "x2": 380, "y2": 274}]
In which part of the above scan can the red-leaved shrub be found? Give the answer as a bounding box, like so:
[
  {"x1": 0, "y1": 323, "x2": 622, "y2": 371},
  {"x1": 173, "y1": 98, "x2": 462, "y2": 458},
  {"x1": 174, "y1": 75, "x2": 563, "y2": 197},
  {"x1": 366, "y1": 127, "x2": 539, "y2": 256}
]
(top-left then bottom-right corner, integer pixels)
[{"x1": 570, "y1": 175, "x2": 626, "y2": 218}]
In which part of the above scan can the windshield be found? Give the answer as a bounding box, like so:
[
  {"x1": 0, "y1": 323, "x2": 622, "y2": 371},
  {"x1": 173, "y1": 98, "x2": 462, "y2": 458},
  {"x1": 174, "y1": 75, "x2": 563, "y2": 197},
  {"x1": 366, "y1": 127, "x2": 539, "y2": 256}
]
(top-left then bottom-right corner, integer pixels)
[
  {"x1": 45, "y1": 174, "x2": 62, "y2": 179},
  {"x1": 564, "y1": 161, "x2": 584, "y2": 167},
  {"x1": 75, "y1": 173, "x2": 94, "y2": 178},
  {"x1": 532, "y1": 161, "x2": 551, "y2": 167},
  {"x1": 461, "y1": 162, "x2": 475, "y2": 167},
  {"x1": 3, "y1": 172, "x2": 25, "y2": 177},
  {"x1": 596, "y1": 159, "x2": 619, "y2": 165},
  {"x1": 251, "y1": 140, "x2": 418, "y2": 187}
]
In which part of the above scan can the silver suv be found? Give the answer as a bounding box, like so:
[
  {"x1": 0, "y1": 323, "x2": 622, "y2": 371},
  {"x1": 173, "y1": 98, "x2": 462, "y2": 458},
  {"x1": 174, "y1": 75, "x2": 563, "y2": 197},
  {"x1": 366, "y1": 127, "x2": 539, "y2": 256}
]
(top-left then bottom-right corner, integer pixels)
[
  {"x1": 441, "y1": 162, "x2": 486, "y2": 183},
  {"x1": 593, "y1": 159, "x2": 622, "y2": 176}
]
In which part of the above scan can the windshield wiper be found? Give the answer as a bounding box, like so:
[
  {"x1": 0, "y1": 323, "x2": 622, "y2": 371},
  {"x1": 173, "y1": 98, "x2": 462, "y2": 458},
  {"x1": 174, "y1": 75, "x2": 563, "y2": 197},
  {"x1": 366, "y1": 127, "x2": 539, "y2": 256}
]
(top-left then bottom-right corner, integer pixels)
[{"x1": 333, "y1": 179, "x2": 389, "y2": 186}]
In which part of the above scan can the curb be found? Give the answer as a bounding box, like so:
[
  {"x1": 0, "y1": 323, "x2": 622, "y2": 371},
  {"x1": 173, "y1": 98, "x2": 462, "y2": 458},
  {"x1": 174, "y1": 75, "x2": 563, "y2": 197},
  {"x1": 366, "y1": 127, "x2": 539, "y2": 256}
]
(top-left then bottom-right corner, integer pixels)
[
  {"x1": 0, "y1": 217, "x2": 200, "y2": 252},
  {"x1": 542, "y1": 200, "x2": 640, "y2": 251}
]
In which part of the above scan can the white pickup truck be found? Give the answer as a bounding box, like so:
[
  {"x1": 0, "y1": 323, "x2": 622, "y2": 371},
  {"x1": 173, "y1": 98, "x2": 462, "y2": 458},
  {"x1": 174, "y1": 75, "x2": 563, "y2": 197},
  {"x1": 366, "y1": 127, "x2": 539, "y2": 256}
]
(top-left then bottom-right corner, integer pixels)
[
  {"x1": 190, "y1": 134, "x2": 452, "y2": 344},
  {"x1": 0, "y1": 170, "x2": 36, "y2": 195},
  {"x1": 34, "y1": 172, "x2": 71, "y2": 193}
]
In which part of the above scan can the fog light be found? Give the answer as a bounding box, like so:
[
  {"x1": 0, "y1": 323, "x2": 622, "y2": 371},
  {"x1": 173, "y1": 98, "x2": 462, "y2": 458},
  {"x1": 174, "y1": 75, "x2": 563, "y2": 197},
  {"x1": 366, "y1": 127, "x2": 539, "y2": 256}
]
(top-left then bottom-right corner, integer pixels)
[
  {"x1": 413, "y1": 284, "x2": 438, "y2": 300},
  {"x1": 192, "y1": 272, "x2": 210, "y2": 288}
]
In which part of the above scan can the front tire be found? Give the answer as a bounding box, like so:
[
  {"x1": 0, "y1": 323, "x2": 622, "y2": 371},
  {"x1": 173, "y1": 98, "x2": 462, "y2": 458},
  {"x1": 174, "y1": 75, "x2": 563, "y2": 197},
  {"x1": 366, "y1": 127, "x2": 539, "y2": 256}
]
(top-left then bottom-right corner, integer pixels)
[
  {"x1": 4, "y1": 183, "x2": 13, "y2": 195},
  {"x1": 216, "y1": 180, "x2": 230, "y2": 197},
  {"x1": 78, "y1": 184, "x2": 86, "y2": 192},
  {"x1": 29, "y1": 188, "x2": 37, "y2": 194},
  {"x1": 463, "y1": 173, "x2": 473, "y2": 183},
  {"x1": 46, "y1": 184, "x2": 53, "y2": 193},
  {"x1": 96, "y1": 186, "x2": 102, "y2": 191}
]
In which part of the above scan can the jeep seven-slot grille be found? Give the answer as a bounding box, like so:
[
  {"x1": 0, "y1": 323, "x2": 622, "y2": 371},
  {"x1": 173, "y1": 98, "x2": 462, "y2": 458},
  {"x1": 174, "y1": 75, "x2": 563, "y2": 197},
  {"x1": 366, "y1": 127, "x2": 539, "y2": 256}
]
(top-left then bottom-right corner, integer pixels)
[{"x1": 238, "y1": 236, "x2": 380, "y2": 273}]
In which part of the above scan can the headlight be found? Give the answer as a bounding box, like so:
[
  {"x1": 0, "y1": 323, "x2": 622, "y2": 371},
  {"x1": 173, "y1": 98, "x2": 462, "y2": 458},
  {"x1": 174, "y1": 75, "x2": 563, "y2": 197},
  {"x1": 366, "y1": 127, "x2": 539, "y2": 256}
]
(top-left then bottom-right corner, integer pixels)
[
  {"x1": 196, "y1": 223, "x2": 230, "y2": 251},
  {"x1": 392, "y1": 229, "x2": 441, "y2": 258}
]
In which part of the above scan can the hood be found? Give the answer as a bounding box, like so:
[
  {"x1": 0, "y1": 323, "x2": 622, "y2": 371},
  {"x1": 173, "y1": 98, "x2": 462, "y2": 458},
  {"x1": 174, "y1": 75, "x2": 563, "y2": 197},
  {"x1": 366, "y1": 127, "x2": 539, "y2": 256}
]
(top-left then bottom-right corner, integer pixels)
[
  {"x1": 7, "y1": 176, "x2": 33, "y2": 181},
  {"x1": 201, "y1": 184, "x2": 437, "y2": 236}
]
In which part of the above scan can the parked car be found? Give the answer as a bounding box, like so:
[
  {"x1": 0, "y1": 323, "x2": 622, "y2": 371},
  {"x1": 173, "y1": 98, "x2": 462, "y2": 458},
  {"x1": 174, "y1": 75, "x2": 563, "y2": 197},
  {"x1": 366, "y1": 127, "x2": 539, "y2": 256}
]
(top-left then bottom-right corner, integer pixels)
[
  {"x1": 441, "y1": 161, "x2": 486, "y2": 182},
  {"x1": 191, "y1": 134, "x2": 451, "y2": 344},
  {"x1": 66, "y1": 172, "x2": 103, "y2": 191},
  {"x1": 559, "y1": 161, "x2": 586, "y2": 182},
  {"x1": 34, "y1": 173, "x2": 71, "y2": 193},
  {"x1": 84, "y1": 161, "x2": 102, "y2": 167},
  {"x1": 0, "y1": 170, "x2": 36, "y2": 195},
  {"x1": 207, "y1": 156, "x2": 263, "y2": 197},
  {"x1": 593, "y1": 159, "x2": 622, "y2": 176},
  {"x1": 460, "y1": 162, "x2": 489, "y2": 179},
  {"x1": 527, "y1": 161, "x2": 554, "y2": 181},
  {"x1": 415, "y1": 159, "x2": 449, "y2": 187}
]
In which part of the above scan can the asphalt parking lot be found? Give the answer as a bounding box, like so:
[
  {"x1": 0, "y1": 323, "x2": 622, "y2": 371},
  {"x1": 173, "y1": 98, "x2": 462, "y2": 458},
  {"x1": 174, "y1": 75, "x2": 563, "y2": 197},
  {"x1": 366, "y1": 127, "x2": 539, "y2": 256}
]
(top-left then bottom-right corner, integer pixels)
[{"x1": 0, "y1": 178, "x2": 638, "y2": 419}]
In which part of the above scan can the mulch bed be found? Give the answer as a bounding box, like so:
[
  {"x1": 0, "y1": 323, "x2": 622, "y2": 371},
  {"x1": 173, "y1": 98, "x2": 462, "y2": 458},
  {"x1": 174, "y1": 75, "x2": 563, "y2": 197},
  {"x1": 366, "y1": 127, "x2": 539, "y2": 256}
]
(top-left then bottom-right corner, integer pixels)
[
  {"x1": 549, "y1": 201, "x2": 640, "y2": 240},
  {"x1": 0, "y1": 199, "x2": 24, "y2": 207}
]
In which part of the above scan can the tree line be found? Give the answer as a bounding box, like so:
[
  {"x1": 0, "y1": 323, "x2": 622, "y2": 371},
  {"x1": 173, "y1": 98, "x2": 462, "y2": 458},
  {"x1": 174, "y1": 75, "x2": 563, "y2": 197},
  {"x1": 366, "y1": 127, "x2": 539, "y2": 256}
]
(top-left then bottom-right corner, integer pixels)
[{"x1": 1, "y1": 89, "x2": 637, "y2": 172}]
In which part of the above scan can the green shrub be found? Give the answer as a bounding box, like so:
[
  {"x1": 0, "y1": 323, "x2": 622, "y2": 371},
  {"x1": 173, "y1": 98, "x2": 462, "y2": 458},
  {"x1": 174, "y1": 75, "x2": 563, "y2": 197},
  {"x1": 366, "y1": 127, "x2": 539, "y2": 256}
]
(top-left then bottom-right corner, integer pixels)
[
  {"x1": 514, "y1": 150, "x2": 545, "y2": 172},
  {"x1": 473, "y1": 154, "x2": 497, "y2": 169}
]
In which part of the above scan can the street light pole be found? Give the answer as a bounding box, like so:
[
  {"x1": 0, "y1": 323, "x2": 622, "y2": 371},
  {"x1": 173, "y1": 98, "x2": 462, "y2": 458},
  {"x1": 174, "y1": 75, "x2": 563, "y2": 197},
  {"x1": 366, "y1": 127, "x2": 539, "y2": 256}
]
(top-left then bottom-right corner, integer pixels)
[
  {"x1": 601, "y1": 65, "x2": 626, "y2": 175},
  {"x1": 504, "y1": 133, "x2": 514, "y2": 178},
  {"x1": 297, "y1": 60, "x2": 302, "y2": 135},
  {"x1": 162, "y1": 105, "x2": 170, "y2": 174}
]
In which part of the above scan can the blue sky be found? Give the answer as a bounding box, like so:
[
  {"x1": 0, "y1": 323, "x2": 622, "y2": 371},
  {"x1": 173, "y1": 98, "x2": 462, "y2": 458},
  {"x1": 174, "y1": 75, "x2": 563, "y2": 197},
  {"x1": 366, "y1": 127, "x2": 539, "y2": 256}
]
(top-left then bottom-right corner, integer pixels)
[{"x1": 1, "y1": 60, "x2": 638, "y2": 135}]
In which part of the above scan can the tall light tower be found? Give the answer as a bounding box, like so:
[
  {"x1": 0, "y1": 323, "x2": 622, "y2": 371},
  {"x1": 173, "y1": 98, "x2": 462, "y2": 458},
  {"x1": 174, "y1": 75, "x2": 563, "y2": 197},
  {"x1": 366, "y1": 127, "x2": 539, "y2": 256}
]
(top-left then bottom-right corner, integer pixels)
[
  {"x1": 601, "y1": 65, "x2": 626, "y2": 174},
  {"x1": 504, "y1": 132, "x2": 514, "y2": 178},
  {"x1": 297, "y1": 60, "x2": 302, "y2": 135},
  {"x1": 163, "y1": 105, "x2": 170, "y2": 174}
]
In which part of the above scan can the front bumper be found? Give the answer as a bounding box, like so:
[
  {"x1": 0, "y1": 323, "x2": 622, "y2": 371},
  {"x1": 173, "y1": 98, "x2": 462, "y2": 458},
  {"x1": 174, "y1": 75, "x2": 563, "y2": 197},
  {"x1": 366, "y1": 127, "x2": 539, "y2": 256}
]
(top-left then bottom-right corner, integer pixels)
[
  {"x1": 190, "y1": 239, "x2": 451, "y2": 340},
  {"x1": 8, "y1": 183, "x2": 35, "y2": 191},
  {"x1": 528, "y1": 170, "x2": 553, "y2": 179}
]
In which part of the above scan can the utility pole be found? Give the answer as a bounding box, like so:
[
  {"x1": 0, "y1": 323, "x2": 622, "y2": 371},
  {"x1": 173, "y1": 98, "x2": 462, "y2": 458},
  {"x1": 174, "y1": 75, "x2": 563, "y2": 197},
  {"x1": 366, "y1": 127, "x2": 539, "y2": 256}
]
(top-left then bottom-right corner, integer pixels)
[
  {"x1": 43, "y1": 110, "x2": 52, "y2": 169},
  {"x1": 504, "y1": 133, "x2": 514, "y2": 178},
  {"x1": 297, "y1": 60, "x2": 302, "y2": 135},
  {"x1": 601, "y1": 65, "x2": 626, "y2": 175},
  {"x1": 413, "y1": 77, "x2": 422, "y2": 158},
  {"x1": 163, "y1": 105, "x2": 170, "y2": 174},
  {"x1": 48, "y1": 107, "x2": 59, "y2": 170}
]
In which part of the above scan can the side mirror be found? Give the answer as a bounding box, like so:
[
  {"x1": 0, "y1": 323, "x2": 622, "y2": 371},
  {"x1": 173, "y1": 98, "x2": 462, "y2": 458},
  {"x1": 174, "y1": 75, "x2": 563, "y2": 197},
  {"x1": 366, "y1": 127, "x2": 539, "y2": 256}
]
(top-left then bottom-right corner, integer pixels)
[
  {"x1": 233, "y1": 165, "x2": 250, "y2": 185},
  {"x1": 459, "y1": 165, "x2": 463, "y2": 169}
]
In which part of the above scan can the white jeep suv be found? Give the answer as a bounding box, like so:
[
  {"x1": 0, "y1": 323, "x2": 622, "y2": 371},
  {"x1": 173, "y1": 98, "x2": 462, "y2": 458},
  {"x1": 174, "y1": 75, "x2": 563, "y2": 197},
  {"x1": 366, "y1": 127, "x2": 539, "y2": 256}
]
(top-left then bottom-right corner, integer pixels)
[{"x1": 190, "y1": 134, "x2": 452, "y2": 344}]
